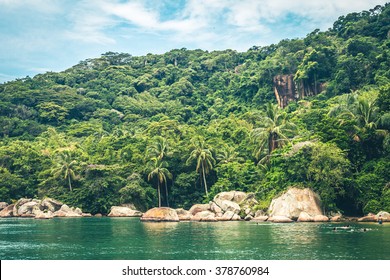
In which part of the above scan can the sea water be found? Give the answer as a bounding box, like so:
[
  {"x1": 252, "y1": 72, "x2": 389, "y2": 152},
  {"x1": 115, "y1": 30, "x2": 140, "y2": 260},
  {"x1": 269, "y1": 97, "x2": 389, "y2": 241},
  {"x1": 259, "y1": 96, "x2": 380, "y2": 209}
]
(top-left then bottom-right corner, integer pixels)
[{"x1": 0, "y1": 218, "x2": 389, "y2": 260}]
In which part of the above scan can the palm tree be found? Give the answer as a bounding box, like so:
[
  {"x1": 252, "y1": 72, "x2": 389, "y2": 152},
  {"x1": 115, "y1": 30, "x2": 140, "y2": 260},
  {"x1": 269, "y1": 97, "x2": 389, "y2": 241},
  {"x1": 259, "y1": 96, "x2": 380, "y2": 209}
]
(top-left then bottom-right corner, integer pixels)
[
  {"x1": 186, "y1": 137, "x2": 216, "y2": 196},
  {"x1": 328, "y1": 92, "x2": 383, "y2": 141},
  {"x1": 147, "y1": 158, "x2": 172, "y2": 207},
  {"x1": 147, "y1": 136, "x2": 168, "y2": 161},
  {"x1": 51, "y1": 151, "x2": 78, "y2": 191},
  {"x1": 216, "y1": 145, "x2": 243, "y2": 165},
  {"x1": 251, "y1": 103, "x2": 297, "y2": 163}
]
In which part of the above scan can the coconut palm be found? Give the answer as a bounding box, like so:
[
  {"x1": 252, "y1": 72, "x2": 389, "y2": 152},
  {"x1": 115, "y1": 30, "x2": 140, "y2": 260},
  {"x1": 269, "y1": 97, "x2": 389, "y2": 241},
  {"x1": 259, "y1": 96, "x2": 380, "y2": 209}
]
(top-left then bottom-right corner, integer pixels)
[
  {"x1": 186, "y1": 137, "x2": 216, "y2": 196},
  {"x1": 251, "y1": 102, "x2": 297, "y2": 163},
  {"x1": 51, "y1": 151, "x2": 78, "y2": 191},
  {"x1": 328, "y1": 92, "x2": 384, "y2": 141},
  {"x1": 147, "y1": 158, "x2": 172, "y2": 207},
  {"x1": 147, "y1": 136, "x2": 168, "y2": 161}
]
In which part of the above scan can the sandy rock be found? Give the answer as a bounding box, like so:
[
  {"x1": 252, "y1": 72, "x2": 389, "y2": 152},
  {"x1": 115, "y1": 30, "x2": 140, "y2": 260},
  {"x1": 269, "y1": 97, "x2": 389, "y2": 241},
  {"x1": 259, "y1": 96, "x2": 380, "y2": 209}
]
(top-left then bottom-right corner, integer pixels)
[
  {"x1": 377, "y1": 211, "x2": 390, "y2": 221},
  {"x1": 297, "y1": 211, "x2": 314, "y2": 222},
  {"x1": 141, "y1": 207, "x2": 179, "y2": 222},
  {"x1": 268, "y1": 187, "x2": 323, "y2": 220},
  {"x1": 314, "y1": 215, "x2": 329, "y2": 222},
  {"x1": 107, "y1": 206, "x2": 142, "y2": 217},
  {"x1": 94, "y1": 213, "x2": 103, "y2": 217},
  {"x1": 268, "y1": 216, "x2": 293, "y2": 223},
  {"x1": 252, "y1": 215, "x2": 269, "y2": 222},
  {"x1": 0, "y1": 204, "x2": 15, "y2": 217},
  {"x1": 188, "y1": 204, "x2": 210, "y2": 216},
  {"x1": 191, "y1": 211, "x2": 217, "y2": 222},
  {"x1": 175, "y1": 208, "x2": 191, "y2": 221},
  {"x1": 82, "y1": 213, "x2": 92, "y2": 217},
  {"x1": 358, "y1": 214, "x2": 377, "y2": 222},
  {"x1": 0, "y1": 202, "x2": 8, "y2": 211},
  {"x1": 331, "y1": 215, "x2": 342, "y2": 222}
]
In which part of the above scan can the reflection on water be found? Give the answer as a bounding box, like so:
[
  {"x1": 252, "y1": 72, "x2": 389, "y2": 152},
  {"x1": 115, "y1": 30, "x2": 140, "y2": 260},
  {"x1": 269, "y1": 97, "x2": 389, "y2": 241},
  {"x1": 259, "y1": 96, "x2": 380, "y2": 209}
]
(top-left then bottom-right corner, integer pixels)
[{"x1": 0, "y1": 218, "x2": 389, "y2": 260}]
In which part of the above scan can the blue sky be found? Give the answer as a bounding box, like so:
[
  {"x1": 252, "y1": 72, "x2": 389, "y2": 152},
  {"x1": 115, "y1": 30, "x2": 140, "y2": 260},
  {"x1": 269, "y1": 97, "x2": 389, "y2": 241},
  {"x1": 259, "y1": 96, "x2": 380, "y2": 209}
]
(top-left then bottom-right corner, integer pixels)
[{"x1": 0, "y1": 0, "x2": 388, "y2": 83}]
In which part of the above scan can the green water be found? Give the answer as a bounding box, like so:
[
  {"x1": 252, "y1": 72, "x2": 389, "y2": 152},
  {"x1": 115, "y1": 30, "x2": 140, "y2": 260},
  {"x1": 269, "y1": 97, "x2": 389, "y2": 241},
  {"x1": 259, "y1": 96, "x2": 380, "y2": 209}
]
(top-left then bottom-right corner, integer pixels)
[{"x1": 0, "y1": 218, "x2": 389, "y2": 260}]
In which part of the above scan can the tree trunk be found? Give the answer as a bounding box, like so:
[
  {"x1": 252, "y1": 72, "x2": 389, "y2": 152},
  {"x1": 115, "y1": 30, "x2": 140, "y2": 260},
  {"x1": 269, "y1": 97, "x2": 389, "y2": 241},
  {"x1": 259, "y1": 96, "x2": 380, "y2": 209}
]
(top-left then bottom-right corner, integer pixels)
[
  {"x1": 164, "y1": 180, "x2": 169, "y2": 207},
  {"x1": 202, "y1": 162, "x2": 208, "y2": 196},
  {"x1": 157, "y1": 181, "x2": 161, "y2": 207},
  {"x1": 68, "y1": 175, "x2": 72, "y2": 192}
]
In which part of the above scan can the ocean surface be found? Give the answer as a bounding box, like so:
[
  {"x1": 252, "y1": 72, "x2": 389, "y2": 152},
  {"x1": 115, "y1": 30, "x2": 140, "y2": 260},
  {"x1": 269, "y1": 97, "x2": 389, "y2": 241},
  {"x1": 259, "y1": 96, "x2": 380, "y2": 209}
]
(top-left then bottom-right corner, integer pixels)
[{"x1": 0, "y1": 217, "x2": 389, "y2": 260}]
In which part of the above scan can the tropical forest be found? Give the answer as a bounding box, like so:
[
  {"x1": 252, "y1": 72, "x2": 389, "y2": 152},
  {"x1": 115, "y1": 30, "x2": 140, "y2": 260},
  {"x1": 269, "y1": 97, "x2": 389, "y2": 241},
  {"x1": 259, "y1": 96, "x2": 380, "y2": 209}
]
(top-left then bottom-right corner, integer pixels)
[{"x1": 1, "y1": 3, "x2": 390, "y2": 217}]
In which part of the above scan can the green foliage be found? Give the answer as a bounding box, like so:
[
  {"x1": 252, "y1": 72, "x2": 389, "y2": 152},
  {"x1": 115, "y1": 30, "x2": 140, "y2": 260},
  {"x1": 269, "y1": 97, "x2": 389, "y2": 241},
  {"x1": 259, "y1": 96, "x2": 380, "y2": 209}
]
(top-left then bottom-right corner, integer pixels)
[{"x1": 0, "y1": 3, "x2": 389, "y2": 215}]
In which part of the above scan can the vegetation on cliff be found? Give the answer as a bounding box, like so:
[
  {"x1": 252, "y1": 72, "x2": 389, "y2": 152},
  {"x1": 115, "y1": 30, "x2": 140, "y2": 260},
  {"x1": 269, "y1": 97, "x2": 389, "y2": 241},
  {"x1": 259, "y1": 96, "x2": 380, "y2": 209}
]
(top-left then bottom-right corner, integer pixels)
[{"x1": 0, "y1": 4, "x2": 389, "y2": 215}]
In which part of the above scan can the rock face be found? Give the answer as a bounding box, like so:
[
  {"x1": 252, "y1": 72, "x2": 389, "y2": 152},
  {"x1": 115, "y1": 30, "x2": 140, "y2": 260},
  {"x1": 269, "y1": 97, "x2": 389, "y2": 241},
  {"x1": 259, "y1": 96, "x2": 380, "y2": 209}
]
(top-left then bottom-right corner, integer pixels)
[
  {"x1": 141, "y1": 207, "x2": 179, "y2": 222},
  {"x1": 107, "y1": 206, "x2": 142, "y2": 217},
  {"x1": 268, "y1": 187, "x2": 323, "y2": 221}
]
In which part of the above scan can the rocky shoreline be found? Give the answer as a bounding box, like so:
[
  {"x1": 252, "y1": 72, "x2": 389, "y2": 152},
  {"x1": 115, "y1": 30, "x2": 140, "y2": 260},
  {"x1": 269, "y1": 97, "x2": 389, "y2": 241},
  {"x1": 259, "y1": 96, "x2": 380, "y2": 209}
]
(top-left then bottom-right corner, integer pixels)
[{"x1": 1, "y1": 188, "x2": 389, "y2": 223}]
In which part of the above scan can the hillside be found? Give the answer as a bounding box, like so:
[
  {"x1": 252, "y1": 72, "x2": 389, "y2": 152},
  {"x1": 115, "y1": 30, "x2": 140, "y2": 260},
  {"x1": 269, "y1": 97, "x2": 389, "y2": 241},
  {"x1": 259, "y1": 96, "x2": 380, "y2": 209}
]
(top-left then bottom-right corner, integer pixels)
[{"x1": 0, "y1": 3, "x2": 389, "y2": 215}]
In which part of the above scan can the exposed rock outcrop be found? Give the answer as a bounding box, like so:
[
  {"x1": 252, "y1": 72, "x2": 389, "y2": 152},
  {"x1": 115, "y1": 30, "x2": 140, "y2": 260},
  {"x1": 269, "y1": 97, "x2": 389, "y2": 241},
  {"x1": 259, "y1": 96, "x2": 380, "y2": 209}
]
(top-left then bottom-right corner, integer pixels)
[
  {"x1": 0, "y1": 198, "x2": 90, "y2": 219},
  {"x1": 107, "y1": 206, "x2": 142, "y2": 217},
  {"x1": 141, "y1": 207, "x2": 179, "y2": 222},
  {"x1": 268, "y1": 187, "x2": 323, "y2": 221}
]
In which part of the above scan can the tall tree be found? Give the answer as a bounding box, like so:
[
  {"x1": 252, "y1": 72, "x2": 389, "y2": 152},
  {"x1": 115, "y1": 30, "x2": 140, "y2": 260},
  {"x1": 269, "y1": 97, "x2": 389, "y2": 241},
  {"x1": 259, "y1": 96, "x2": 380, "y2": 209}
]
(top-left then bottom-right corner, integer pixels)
[
  {"x1": 186, "y1": 137, "x2": 216, "y2": 196},
  {"x1": 251, "y1": 103, "x2": 296, "y2": 163},
  {"x1": 51, "y1": 151, "x2": 78, "y2": 191},
  {"x1": 147, "y1": 158, "x2": 172, "y2": 207}
]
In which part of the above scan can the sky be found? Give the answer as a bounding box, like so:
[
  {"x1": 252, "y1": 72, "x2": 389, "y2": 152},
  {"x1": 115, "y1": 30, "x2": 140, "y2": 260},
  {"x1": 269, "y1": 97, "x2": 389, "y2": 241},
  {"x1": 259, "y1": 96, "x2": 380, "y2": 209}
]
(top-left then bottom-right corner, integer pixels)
[{"x1": 0, "y1": 0, "x2": 388, "y2": 83}]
